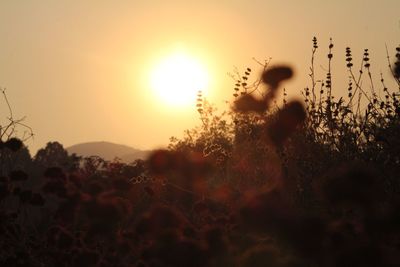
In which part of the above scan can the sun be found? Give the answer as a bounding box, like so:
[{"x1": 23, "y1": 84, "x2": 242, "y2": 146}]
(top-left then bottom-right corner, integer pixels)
[{"x1": 150, "y1": 51, "x2": 209, "y2": 107}]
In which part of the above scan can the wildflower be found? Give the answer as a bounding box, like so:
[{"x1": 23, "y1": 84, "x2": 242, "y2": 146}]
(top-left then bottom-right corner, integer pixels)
[
  {"x1": 5, "y1": 138, "x2": 23, "y2": 151},
  {"x1": 267, "y1": 100, "x2": 306, "y2": 146},
  {"x1": 261, "y1": 65, "x2": 294, "y2": 88},
  {"x1": 29, "y1": 193, "x2": 45, "y2": 206},
  {"x1": 234, "y1": 94, "x2": 267, "y2": 113},
  {"x1": 9, "y1": 170, "x2": 29, "y2": 181}
]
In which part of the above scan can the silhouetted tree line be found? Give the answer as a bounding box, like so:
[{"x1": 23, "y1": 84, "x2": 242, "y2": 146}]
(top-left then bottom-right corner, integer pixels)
[{"x1": 1, "y1": 38, "x2": 400, "y2": 266}]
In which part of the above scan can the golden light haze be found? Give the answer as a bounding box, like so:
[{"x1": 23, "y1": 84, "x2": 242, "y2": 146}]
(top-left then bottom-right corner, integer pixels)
[
  {"x1": 0, "y1": 0, "x2": 399, "y2": 154},
  {"x1": 149, "y1": 48, "x2": 210, "y2": 107}
]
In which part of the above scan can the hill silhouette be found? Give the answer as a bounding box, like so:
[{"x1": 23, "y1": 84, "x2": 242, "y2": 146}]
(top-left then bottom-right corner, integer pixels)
[{"x1": 66, "y1": 141, "x2": 150, "y2": 162}]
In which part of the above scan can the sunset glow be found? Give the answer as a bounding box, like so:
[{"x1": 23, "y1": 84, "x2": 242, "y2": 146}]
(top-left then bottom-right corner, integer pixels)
[
  {"x1": 149, "y1": 51, "x2": 209, "y2": 107},
  {"x1": 2, "y1": 2, "x2": 400, "y2": 266}
]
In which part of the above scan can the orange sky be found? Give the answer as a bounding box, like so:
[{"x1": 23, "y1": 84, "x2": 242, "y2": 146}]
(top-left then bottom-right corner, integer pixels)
[{"x1": 0, "y1": 0, "x2": 399, "y2": 154}]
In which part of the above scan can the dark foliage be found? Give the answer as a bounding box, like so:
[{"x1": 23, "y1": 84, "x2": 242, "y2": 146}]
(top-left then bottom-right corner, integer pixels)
[{"x1": 1, "y1": 39, "x2": 400, "y2": 267}]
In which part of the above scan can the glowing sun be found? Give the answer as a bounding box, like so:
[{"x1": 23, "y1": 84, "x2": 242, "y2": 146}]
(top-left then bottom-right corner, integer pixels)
[{"x1": 150, "y1": 52, "x2": 209, "y2": 107}]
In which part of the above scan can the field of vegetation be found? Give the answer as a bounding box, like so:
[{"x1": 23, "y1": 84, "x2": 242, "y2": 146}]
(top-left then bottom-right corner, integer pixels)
[{"x1": 1, "y1": 38, "x2": 400, "y2": 267}]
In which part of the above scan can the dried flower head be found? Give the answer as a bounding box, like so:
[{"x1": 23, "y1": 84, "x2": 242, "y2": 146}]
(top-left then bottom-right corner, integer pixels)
[{"x1": 261, "y1": 65, "x2": 294, "y2": 88}]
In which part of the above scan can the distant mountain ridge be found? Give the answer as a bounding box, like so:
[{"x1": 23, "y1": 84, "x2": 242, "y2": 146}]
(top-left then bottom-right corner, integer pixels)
[{"x1": 66, "y1": 141, "x2": 151, "y2": 163}]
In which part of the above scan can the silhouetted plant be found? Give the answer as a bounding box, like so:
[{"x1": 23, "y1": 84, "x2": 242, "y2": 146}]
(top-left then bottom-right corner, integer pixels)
[
  {"x1": 2, "y1": 38, "x2": 400, "y2": 267},
  {"x1": 0, "y1": 88, "x2": 34, "y2": 178}
]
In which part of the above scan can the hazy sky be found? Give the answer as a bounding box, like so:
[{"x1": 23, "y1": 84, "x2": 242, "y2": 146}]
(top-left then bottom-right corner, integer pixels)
[{"x1": 0, "y1": 0, "x2": 399, "y2": 154}]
